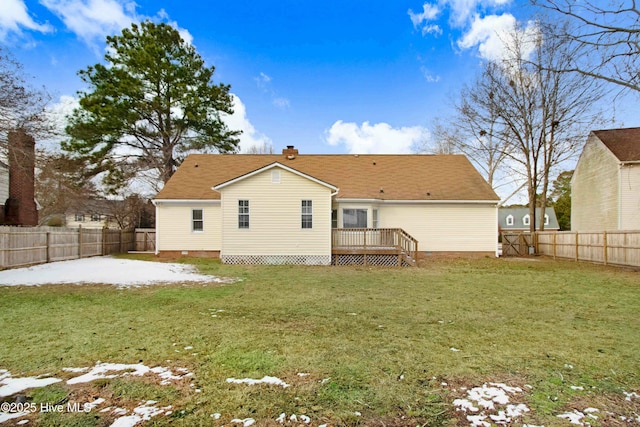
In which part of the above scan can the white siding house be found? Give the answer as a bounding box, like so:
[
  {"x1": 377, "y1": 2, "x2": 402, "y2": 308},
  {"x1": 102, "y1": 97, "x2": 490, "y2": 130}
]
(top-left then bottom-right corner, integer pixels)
[
  {"x1": 153, "y1": 147, "x2": 500, "y2": 264},
  {"x1": 572, "y1": 128, "x2": 640, "y2": 231}
]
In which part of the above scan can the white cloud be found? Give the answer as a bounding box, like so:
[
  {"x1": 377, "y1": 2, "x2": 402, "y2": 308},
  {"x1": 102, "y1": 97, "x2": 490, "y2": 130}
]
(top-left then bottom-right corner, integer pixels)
[
  {"x1": 458, "y1": 14, "x2": 539, "y2": 62},
  {"x1": 408, "y1": 0, "x2": 513, "y2": 35},
  {"x1": 0, "y1": 0, "x2": 53, "y2": 40},
  {"x1": 421, "y1": 67, "x2": 441, "y2": 82},
  {"x1": 447, "y1": 0, "x2": 511, "y2": 27},
  {"x1": 223, "y1": 94, "x2": 273, "y2": 153},
  {"x1": 255, "y1": 72, "x2": 290, "y2": 110},
  {"x1": 325, "y1": 120, "x2": 428, "y2": 154},
  {"x1": 40, "y1": 0, "x2": 137, "y2": 44},
  {"x1": 408, "y1": 3, "x2": 440, "y2": 28},
  {"x1": 39, "y1": 1, "x2": 193, "y2": 48}
]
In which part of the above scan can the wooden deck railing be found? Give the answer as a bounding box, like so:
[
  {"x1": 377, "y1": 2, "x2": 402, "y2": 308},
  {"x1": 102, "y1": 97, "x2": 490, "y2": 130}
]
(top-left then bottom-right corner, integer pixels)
[{"x1": 331, "y1": 228, "x2": 418, "y2": 265}]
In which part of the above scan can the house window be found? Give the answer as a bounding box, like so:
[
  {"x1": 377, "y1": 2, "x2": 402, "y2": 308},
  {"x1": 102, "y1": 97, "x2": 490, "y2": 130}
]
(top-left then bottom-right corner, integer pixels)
[
  {"x1": 343, "y1": 209, "x2": 367, "y2": 228},
  {"x1": 372, "y1": 209, "x2": 379, "y2": 229},
  {"x1": 523, "y1": 214, "x2": 530, "y2": 226},
  {"x1": 506, "y1": 215, "x2": 514, "y2": 226},
  {"x1": 302, "y1": 200, "x2": 312, "y2": 229},
  {"x1": 544, "y1": 214, "x2": 549, "y2": 226},
  {"x1": 91, "y1": 214, "x2": 101, "y2": 222},
  {"x1": 238, "y1": 200, "x2": 250, "y2": 229},
  {"x1": 192, "y1": 209, "x2": 204, "y2": 232},
  {"x1": 331, "y1": 209, "x2": 337, "y2": 229},
  {"x1": 271, "y1": 170, "x2": 281, "y2": 184},
  {"x1": 75, "y1": 214, "x2": 85, "y2": 222}
]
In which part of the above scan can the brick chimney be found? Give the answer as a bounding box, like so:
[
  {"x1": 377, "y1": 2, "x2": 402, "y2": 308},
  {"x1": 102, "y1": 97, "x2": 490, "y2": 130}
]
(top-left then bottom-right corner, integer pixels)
[
  {"x1": 4, "y1": 129, "x2": 38, "y2": 226},
  {"x1": 282, "y1": 145, "x2": 299, "y2": 157}
]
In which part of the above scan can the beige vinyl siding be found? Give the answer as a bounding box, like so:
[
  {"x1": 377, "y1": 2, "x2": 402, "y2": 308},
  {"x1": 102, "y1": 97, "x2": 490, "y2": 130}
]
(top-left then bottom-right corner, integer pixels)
[
  {"x1": 619, "y1": 165, "x2": 640, "y2": 230},
  {"x1": 572, "y1": 137, "x2": 620, "y2": 231},
  {"x1": 378, "y1": 203, "x2": 497, "y2": 252},
  {"x1": 220, "y1": 168, "x2": 332, "y2": 256},
  {"x1": 156, "y1": 202, "x2": 221, "y2": 251}
]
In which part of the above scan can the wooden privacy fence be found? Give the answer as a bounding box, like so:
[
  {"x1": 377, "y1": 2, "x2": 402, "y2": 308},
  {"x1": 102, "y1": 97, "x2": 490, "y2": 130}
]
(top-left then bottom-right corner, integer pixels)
[
  {"x1": 502, "y1": 231, "x2": 640, "y2": 268},
  {"x1": 134, "y1": 228, "x2": 156, "y2": 252},
  {"x1": 0, "y1": 226, "x2": 135, "y2": 269}
]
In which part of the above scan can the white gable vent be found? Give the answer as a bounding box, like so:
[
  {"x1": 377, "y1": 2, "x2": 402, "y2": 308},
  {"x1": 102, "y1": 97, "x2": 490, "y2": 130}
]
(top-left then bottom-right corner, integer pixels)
[{"x1": 271, "y1": 170, "x2": 281, "y2": 183}]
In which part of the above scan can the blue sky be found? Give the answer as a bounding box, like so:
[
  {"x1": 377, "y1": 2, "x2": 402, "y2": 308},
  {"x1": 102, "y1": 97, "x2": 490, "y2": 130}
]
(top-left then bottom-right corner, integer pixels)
[{"x1": 0, "y1": 0, "x2": 636, "y2": 161}]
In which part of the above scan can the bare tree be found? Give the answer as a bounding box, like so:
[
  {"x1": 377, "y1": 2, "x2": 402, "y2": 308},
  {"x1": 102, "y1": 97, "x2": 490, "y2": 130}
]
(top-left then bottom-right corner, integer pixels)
[
  {"x1": 460, "y1": 22, "x2": 603, "y2": 231},
  {"x1": 0, "y1": 47, "x2": 51, "y2": 143},
  {"x1": 533, "y1": 0, "x2": 640, "y2": 93},
  {"x1": 244, "y1": 141, "x2": 274, "y2": 154},
  {"x1": 35, "y1": 151, "x2": 99, "y2": 224}
]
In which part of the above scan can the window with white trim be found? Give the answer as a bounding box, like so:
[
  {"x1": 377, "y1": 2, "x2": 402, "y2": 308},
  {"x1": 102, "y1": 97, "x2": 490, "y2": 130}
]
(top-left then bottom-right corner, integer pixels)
[
  {"x1": 331, "y1": 209, "x2": 337, "y2": 229},
  {"x1": 544, "y1": 214, "x2": 549, "y2": 226},
  {"x1": 238, "y1": 200, "x2": 249, "y2": 229},
  {"x1": 271, "y1": 170, "x2": 281, "y2": 183},
  {"x1": 91, "y1": 214, "x2": 101, "y2": 222},
  {"x1": 75, "y1": 214, "x2": 85, "y2": 222},
  {"x1": 372, "y1": 209, "x2": 379, "y2": 229},
  {"x1": 302, "y1": 200, "x2": 313, "y2": 229},
  {"x1": 523, "y1": 214, "x2": 530, "y2": 226},
  {"x1": 506, "y1": 215, "x2": 514, "y2": 226},
  {"x1": 343, "y1": 209, "x2": 367, "y2": 228},
  {"x1": 192, "y1": 209, "x2": 204, "y2": 232}
]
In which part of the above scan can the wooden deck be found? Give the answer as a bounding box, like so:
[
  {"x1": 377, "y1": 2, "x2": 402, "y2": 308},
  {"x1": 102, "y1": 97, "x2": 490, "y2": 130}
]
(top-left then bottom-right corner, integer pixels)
[{"x1": 331, "y1": 228, "x2": 418, "y2": 266}]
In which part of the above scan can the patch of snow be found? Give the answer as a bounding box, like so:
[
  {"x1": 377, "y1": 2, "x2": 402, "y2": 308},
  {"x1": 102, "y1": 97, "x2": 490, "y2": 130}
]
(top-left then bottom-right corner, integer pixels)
[
  {"x1": 450, "y1": 347, "x2": 462, "y2": 352},
  {"x1": 297, "y1": 373, "x2": 310, "y2": 377},
  {"x1": 84, "y1": 398, "x2": 106, "y2": 410},
  {"x1": 299, "y1": 414, "x2": 311, "y2": 423},
  {"x1": 0, "y1": 371, "x2": 61, "y2": 397},
  {"x1": 624, "y1": 391, "x2": 640, "y2": 401},
  {"x1": 557, "y1": 409, "x2": 585, "y2": 425},
  {"x1": 226, "y1": 376, "x2": 289, "y2": 388},
  {"x1": 466, "y1": 414, "x2": 490, "y2": 427},
  {"x1": 0, "y1": 256, "x2": 234, "y2": 287},
  {"x1": 66, "y1": 362, "x2": 191, "y2": 385},
  {"x1": 231, "y1": 418, "x2": 255, "y2": 426},
  {"x1": 276, "y1": 413, "x2": 286, "y2": 423},
  {"x1": 0, "y1": 412, "x2": 29, "y2": 423},
  {"x1": 62, "y1": 367, "x2": 89, "y2": 373},
  {"x1": 453, "y1": 383, "x2": 530, "y2": 427},
  {"x1": 570, "y1": 386, "x2": 585, "y2": 391},
  {"x1": 453, "y1": 398, "x2": 479, "y2": 412},
  {"x1": 17, "y1": 420, "x2": 29, "y2": 425},
  {"x1": 109, "y1": 401, "x2": 171, "y2": 427},
  {"x1": 355, "y1": 411, "x2": 362, "y2": 416},
  {"x1": 211, "y1": 413, "x2": 221, "y2": 419}
]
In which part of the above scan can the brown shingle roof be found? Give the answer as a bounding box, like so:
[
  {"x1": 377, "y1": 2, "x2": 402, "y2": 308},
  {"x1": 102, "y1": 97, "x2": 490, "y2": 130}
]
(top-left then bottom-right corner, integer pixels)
[
  {"x1": 593, "y1": 127, "x2": 640, "y2": 162},
  {"x1": 155, "y1": 153, "x2": 499, "y2": 201}
]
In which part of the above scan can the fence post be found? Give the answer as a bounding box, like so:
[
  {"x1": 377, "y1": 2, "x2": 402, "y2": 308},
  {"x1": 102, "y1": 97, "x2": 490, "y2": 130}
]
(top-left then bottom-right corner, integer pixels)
[
  {"x1": 575, "y1": 232, "x2": 579, "y2": 262},
  {"x1": 78, "y1": 225, "x2": 83, "y2": 259},
  {"x1": 553, "y1": 232, "x2": 557, "y2": 260},
  {"x1": 102, "y1": 228, "x2": 107, "y2": 255},
  {"x1": 603, "y1": 231, "x2": 608, "y2": 265},
  {"x1": 46, "y1": 232, "x2": 51, "y2": 263},
  {"x1": 120, "y1": 230, "x2": 124, "y2": 254}
]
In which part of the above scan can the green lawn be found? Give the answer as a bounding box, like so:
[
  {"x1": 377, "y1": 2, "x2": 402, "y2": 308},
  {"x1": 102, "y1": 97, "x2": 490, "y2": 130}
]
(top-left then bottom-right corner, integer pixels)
[{"x1": 0, "y1": 256, "x2": 639, "y2": 426}]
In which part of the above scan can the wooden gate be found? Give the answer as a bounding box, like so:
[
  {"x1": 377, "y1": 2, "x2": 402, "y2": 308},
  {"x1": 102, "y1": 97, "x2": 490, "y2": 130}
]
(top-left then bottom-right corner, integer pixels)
[{"x1": 501, "y1": 233, "x2": 535, "y2": 256}]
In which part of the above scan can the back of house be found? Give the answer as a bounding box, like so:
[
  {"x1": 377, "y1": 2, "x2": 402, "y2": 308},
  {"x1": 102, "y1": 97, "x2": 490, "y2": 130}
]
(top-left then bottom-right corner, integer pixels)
[{"x1": 153, "y1": 147, "x2": 500, "y2": 264}]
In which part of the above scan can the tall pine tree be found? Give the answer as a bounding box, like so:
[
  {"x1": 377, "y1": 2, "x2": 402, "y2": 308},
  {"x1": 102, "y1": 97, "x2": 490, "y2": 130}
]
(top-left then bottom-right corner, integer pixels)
[{"x1": 64, "y1": 21, "x2": 240, "y2": 192}]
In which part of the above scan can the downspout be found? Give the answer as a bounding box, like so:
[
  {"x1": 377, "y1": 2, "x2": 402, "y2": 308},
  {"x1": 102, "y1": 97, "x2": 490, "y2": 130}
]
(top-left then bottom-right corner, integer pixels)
[{"x1": 495, "y1": 202, "x2": 500, "y2": 258}]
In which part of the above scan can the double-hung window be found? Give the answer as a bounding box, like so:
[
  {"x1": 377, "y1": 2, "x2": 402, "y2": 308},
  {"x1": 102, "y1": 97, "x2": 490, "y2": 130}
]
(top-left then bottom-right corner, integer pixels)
[
  {"x1": 238, "y1": 200, "x2": 250, "y2": 229},
  {"x1": 302, "y1": 200, "x2": 313, "y2": 229},
  {"x1": 192, "y1": 209, "x2": 204, "y2": 232}
]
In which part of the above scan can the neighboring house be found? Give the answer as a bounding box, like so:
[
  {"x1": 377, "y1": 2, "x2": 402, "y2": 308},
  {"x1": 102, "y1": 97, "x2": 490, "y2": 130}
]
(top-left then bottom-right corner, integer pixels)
[
  {"x1": 498, "y1": 207, "x2": 560, "y2": 232},
  {"x1": 572, "y1": 128, "x2": 640, "y2": 231},
  {"x1": 153, "y1": 146, "x2": 500, "y2": 265},
  {"x1": 65, "y1": 199, "x2": 121, "y2": 229}
]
